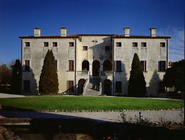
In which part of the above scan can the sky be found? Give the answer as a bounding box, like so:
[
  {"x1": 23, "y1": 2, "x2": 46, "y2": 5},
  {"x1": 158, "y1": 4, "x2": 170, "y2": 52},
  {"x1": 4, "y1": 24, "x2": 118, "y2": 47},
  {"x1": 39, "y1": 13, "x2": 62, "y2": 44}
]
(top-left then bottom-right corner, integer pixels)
[{"x1": 0, "y1": 0, "x2": 184, "y2": 64}]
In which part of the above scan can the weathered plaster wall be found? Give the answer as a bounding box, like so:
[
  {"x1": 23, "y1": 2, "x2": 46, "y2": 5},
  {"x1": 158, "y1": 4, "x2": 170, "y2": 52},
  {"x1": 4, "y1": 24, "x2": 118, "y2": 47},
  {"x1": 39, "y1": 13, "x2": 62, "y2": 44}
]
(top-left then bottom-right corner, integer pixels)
[
  {"x1": 113, "y1": 38, "x2": 168, "y2": 96},
  {"x1": 76, "y1": 36, "x2": 112, "y2": 82},
  {"x1": 22, "y1": 38, "x2": 76, "y2": 93}
]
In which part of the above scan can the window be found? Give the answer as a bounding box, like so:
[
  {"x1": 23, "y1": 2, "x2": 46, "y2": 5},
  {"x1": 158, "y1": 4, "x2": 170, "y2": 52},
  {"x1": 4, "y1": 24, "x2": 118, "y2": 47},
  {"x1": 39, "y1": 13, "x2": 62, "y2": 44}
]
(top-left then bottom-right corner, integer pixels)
[
  {"x1": 44, "y1": 42, "x2": 49, "y2": 47},
  {"x1": 69, "y1": 42, "x2": 74, "y2": 47},
  {"x1": 140, "y1": 61, "x2": 147, "y2": 72},
  {"x1": 141, "y1": 42, "x2": 147, "y2": 47},
  {"x1": 82, "y1": 60, "x2": 89, "y2": 71},
  {"x1": 25, "y1": 60, "x2": 30, "y2": 71},
  {"x1": 83, "y1": 46, "x2": 88, "y2": 51},
  {"x1": 69, "y1": 60, "x2": 74, "y2": 71},
  {"x1": 116, "y1": 42, "x2": 122, "y2": 47},
  {"x1": 67, "y1": 81, "x2": 74, "y2": 93},
  {"x1": 132, "y1": 42, "x2": 138, "y2": 47},
  {"x1": 24, "y1": 80, "x2": 30, "y2": 92},
  {"x1": 53, "y1": 42, "x2": 57, "y2": 47},
  {"x1": 160, "y1": 42, "x2": 165, "y2": 47},
  {"x1": 105, "y1": 46, "x2": 110, "y2": 52},
  {"x1": 115, "y1": 61, "x2": 122, "y2": 72},
  {"x1": 158, "y1": 61, "x2": 166, "y2": 72},
  {"x1": 115, "y1": 81, "x2": 122, "y2": 93},
  {"x1": 25, "y1": 42, "x2": 30, "y2": 47}
]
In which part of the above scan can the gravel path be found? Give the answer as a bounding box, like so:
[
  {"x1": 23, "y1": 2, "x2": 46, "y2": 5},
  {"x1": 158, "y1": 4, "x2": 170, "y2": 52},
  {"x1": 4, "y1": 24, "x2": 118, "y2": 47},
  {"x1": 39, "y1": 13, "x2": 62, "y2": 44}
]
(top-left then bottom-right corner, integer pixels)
[
  {"x1": 49, "y1": 109, "x2": 184, "y2": 123},
  {"x1": 0, "y1": 109, "x2": 184, "y2": 124},
  {"x1": 0, "y1": 93, "x2": 25, "y2": 98}
]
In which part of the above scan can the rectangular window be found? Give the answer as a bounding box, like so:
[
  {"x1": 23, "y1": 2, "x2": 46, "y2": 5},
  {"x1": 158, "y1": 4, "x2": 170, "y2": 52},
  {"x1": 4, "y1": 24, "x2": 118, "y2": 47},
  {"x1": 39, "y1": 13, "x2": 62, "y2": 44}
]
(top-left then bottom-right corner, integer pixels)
[
  {"x1": 25, "y1": 60, "x2": 30, "y2": 71},
  {"x1": 105, "y1": 46, "x2": 110, "y2": 52},
  {"x1": 53, "y1": 42, "x2": 58, "y2": 47},
  {"x1": 160, "y1": 42, "x2": 165, "y2": 47},
  {"x1": 116, "y1": 42, "x2": 122, "y2": 47},
  {"x1": 141, "y1": 42, "x2": 147, "y2": 47},
  {"x1": 69, "y1": 42, "x2": 74, "y2": 47},
  {"x1": 158, "y1": 61, "x2": 166, "y2": 72},
  {"x1": 132, "y1": 42, "x2": 138, "y2": 47},
  {"x1": 115, "y1": 81, "x2": 122, "y2": 93},
  {"x1": 24, "y1": 80, "x2": 30, "y2": 92},
  {"x1": 115, "y1": 61, "x2": 122, "y2": 72},
  {"x1": 69, "y1": 60, "x2": 74, "y2": 71},
  {"x1": 83, "y1": 46, "x2": 88, "y2": 51},
  {"x1": 67, "y1": 81, "x2": 74, "y2": 93},
  {"x1": 140, "y1": 61, "x2": 147, "y2": 72},
  {"x1": 44, "y1": 42, "x2": 49, "y2": 47},
  {"x1": 25, "y1": 42, "x2": 30, "y2": 47}
]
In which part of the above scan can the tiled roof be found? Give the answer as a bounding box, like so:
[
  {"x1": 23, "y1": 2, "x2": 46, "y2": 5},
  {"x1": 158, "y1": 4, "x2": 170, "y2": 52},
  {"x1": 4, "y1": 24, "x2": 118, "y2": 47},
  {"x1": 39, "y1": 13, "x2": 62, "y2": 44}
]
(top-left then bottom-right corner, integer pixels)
[
  {"x1": 19, "y1": 34, "x2": 171, "y2": 39},
  {"x1": 113, "y1": 35, "x2": 171, "y2": 39},
  {"x1": 19, "y1": 35, "x2": 79, "y2": 38}
]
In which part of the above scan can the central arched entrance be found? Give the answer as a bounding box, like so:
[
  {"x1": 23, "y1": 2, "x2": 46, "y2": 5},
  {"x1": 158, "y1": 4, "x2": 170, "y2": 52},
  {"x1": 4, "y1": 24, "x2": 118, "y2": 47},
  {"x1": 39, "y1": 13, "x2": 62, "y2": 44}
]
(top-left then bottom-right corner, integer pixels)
[
  {"x1": 92, "y1": 60, "x2": 100, "y2": 76},
  {"x1": 103, "y1": 79, "x2": 112, "y2": 96}
]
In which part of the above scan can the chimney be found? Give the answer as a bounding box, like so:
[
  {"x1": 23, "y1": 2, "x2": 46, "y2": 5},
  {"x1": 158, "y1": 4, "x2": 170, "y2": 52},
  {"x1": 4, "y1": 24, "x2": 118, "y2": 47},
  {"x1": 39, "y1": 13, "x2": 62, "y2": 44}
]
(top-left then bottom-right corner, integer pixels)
[
  {"x1": 124, "y1": 27, "x2": 130, "y2": 37},
  {"x1": 150, "y1": 28, "x2": 157, "y2": 37},
  {"x1": 34, "y1": 28, "x2": 41, "y2": 37},
  {"x1": 60, "y1": 27, "x2": 67, "y2": 36}
]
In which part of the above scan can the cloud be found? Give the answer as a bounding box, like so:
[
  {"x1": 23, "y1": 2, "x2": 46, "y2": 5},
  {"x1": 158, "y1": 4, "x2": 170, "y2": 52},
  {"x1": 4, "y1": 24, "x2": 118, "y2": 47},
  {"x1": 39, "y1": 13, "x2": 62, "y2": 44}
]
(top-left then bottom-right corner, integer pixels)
[{"x1": 159, "y1": 27, "x2": 184, "y2": 61}]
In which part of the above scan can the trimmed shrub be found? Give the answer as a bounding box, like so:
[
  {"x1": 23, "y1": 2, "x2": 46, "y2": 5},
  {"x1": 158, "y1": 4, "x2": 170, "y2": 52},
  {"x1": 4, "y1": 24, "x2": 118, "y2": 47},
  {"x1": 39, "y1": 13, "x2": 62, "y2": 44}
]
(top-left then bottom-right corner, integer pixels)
[
  {"x1": 128, "y1": 53, "x2": 146, "y2": 97},
  {"x1": 39, "y1": 50, "x2": 58, "y2": 94},
  {"x1": 10, "y1": 60, "x2": 22, "y2": 94}
]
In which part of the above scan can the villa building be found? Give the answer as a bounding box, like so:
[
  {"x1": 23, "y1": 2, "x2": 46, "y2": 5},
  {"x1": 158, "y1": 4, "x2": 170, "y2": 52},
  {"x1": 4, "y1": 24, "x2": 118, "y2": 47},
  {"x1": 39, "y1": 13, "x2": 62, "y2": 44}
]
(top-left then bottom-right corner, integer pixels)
[{"x1": 20, "y1": 27, "x2": 170, "y2": 96}]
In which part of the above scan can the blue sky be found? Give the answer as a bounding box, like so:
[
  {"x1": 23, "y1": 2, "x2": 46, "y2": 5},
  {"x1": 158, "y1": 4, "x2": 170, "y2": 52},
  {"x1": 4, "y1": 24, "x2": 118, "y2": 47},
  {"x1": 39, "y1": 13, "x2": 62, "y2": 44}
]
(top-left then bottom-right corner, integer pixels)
[{"x1": 0, "y1": 0, "x2": 184, "y2": 64}]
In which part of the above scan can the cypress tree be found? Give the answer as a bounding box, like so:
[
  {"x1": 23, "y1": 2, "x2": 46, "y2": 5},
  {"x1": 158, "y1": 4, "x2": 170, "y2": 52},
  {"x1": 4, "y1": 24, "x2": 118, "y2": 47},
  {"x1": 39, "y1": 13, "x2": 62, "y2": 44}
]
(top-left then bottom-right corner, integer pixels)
[
  {"x1": 39, "y1": 50, "x2": 58, "y2": 94},
  {"x1": 11, "y1": 59, "x2": 22, "y2": 94},
  {"x1": 128, "y1": 53, "x2": 146, "y2": 97}
]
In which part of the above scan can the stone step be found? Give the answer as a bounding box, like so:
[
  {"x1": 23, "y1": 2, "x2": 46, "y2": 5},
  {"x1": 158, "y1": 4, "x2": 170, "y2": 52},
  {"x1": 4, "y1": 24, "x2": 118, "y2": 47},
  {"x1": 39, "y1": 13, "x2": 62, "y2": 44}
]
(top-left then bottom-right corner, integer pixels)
[{"x1": 83, "y1": 84, "x2": 100, "y2": 96}]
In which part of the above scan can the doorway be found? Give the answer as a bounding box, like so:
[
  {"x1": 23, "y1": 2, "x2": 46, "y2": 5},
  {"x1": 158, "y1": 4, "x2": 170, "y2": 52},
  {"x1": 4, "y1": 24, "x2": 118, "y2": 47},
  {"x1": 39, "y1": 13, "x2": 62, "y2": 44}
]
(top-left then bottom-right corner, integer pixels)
[
  {"x1": 92, "y1": 60, "x2": 100, "y2": 76},
  {"x1": 77, "y1": 79, "x2": 86, "y2": 94},
  {"x1": 103, "y1": 79, "x2": 112, "y2": 96}
]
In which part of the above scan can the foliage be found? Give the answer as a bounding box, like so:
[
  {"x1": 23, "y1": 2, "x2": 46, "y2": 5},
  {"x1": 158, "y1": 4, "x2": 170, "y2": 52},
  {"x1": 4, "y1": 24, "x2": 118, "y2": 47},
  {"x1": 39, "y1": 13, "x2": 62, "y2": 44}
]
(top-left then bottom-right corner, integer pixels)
[
  {"x1": 128, "y1": 53, "x2": 146, "y2": 97},
  {"x1": 0, "y1": 64, "x2": 11, "y2": 84},
  {"x1": 0, "y1": 96, "x2": 182, "y2": 111},
  {"x1": 163, "y1": 59, "x2": 185, "y2": 93},
  {"x1": 39, "y1": 50, "x2": 58, "y2": 94},
  {"x1": 10, "y1": 60, "x2": 22, "y2": 94}
]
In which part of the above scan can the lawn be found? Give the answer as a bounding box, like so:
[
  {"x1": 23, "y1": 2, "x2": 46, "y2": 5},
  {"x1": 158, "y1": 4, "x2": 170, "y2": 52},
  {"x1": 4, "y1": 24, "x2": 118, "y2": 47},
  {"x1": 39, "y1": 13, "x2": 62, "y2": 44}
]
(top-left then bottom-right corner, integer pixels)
[{"x1": 0, "y1": 96, "x2": 183, "y2": 111}]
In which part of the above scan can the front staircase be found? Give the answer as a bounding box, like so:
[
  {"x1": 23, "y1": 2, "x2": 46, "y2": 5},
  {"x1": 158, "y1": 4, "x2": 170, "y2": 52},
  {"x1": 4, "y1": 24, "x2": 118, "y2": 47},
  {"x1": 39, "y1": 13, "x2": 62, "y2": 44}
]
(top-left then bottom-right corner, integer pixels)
[{"x1": 83, "y1": 76, "x2": 101, "y2": 96}]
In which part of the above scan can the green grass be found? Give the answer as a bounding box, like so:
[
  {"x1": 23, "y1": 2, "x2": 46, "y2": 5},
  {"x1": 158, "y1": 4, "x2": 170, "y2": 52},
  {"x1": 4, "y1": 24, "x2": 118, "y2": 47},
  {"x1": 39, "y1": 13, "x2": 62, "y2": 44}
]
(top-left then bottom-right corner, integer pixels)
[{"x1": 0, "y1": 96, "x2": 183, "y2": 111}]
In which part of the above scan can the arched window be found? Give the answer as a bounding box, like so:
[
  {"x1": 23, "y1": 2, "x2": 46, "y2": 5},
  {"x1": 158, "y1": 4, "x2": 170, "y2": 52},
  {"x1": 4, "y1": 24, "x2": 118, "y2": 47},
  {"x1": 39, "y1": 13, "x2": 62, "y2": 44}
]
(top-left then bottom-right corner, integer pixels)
[
  {"x1": 103, "y1": 60, "x2": 112, "y2": 71},
  {"x1": 82, "y1": 60, "x2": 89, "y2": 71}
]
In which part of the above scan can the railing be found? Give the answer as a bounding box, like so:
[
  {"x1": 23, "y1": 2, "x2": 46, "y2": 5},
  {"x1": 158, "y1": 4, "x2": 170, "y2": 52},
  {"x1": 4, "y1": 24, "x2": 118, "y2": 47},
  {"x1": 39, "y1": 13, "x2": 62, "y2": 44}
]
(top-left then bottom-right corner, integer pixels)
[
  {"x1": 83, "y1": 78, "x2": 89, "y2": 95},
  {"x1": 61, "y1": 78, "x2": 88, "y2": 95}
]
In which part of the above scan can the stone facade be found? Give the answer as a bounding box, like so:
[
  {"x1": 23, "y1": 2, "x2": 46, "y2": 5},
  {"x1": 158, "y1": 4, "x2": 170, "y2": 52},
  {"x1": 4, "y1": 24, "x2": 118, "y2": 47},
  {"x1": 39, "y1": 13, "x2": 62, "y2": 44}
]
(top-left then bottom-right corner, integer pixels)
[{"x1": 20, "y1": 27, "x2": 170, "y2": 96}]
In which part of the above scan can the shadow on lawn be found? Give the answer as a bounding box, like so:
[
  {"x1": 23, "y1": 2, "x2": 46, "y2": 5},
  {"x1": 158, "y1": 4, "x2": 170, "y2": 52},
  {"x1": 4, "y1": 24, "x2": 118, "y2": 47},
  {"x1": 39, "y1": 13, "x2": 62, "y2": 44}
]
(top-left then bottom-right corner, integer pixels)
[{"x1": 0, "y1": 106, "x2": 185, "y2": 140}]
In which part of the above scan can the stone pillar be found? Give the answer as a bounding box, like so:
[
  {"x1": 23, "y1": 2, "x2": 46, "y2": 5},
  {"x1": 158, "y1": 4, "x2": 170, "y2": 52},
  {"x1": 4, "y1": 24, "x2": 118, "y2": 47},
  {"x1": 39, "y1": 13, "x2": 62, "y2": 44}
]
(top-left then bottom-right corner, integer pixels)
[
  {"x1": 99, "y1": 62, "x2": 103, "y2": 95},
  {"x1": 99, "y1": 63, "x2": 103, "y2": 76},
  {"x1": 89, "y1": 62, "x2": 92, "y2": 76},
  {"x1": 99, "y1": 81, "x2": 102, "y2": 95}
]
